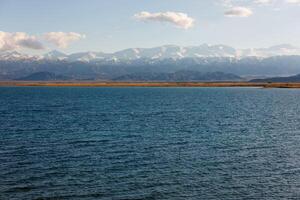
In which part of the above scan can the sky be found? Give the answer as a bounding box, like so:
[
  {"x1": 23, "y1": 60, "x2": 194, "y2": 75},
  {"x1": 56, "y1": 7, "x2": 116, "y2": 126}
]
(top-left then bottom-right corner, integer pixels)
[{"x1": 1, "y1": 0, "x2": 300, "y2": 54}]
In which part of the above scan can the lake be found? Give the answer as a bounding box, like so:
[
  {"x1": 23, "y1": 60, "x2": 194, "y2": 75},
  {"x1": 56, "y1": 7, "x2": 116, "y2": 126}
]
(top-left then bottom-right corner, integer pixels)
[{"x1": 0, "y1": 87, "x2": 300, "y2": 199}]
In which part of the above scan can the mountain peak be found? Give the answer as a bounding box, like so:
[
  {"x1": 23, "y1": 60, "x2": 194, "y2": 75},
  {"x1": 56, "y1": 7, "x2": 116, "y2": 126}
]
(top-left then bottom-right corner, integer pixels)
[
  {"x1": 45, "y1": 50, "x2": 66, "y2": 56},
  {"x1": 44, "y1": 50, "x2": 67, "y2": 60},
  {"x1": 0, "y1": 51, "x2": 32, "y2": 60}
]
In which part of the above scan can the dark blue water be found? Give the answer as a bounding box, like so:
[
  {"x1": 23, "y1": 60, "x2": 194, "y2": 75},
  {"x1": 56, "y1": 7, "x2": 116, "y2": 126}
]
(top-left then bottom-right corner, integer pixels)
[{"x1": 1, "y1": 87, "x2": 300, "y2": 199}]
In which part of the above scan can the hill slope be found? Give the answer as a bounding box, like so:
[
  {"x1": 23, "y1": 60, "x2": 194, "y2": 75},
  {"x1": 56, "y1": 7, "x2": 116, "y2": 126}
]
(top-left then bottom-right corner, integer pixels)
[
  {"x1": 16, "y1": 72, "x2": 71, "y2": 81},
  {"x1": 113, "y1": 71, "x2": 242, "y2": 82},
  {"x1": 250, "y1": 74, "x2": 300, "y2": 83}
]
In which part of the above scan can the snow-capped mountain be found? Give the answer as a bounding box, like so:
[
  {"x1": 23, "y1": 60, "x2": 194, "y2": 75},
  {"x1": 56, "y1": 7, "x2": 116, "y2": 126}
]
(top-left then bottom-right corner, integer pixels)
[
  {"x1": 1, "y1": 44, "x2": 300, "y2": 62},
  {"x1": 48, "y1": 44, "x2": 300, "y2": 62},
  {"x1": 67, "y1": 52, "x2": 108, "y2": 62},
  {"x1": 0, "y1": 51, "x2": 42, "y2": 61},
  {"x1": 44, "y1": 50, "x2": 68, "y2": 60},
  {"x1": 3, "y1": 51, "x2": 300, "y2": 80},
  {"x1": 110, "y1": 44, "x2": 238, "y2": 60},
  {"x1": 236, "y1": 44, "x2": 300, "y2": 57}
]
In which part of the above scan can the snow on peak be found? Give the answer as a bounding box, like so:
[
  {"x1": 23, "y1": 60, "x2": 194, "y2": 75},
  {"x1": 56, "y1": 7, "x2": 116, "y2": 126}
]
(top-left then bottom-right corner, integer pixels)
[{"x1": 1, "y1": 44, "x2": 300, "y2": 62}]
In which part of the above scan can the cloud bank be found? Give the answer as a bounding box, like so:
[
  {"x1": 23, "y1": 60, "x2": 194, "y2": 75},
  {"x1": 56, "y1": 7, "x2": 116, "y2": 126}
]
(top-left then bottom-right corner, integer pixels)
[
  {"x1": 134, "y1": 11, "x2": 195, "y2": 29},
  {"x1": 44, "y1": 32, "x2": 86, "y2": 48},
  {"x1": 0, "y1": 32, "x2": 44, "y2": 51},
  {"x1": 0, "y1": 31, "x2": 85, "y2": 51},
  {"x1": 224, "y1": 7, "x2": 253, "y2": 17}
]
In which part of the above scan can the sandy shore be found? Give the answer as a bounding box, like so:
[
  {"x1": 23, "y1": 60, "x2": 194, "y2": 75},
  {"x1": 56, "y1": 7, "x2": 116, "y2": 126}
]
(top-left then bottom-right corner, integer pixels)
[{"x1": 1, "y1": 81, "x2": 300, "y2": 88}]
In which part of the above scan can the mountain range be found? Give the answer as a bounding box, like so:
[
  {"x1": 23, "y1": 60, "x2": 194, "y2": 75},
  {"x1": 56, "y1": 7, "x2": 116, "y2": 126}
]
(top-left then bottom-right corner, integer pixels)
[
  {"x1": 15, "y1": 71, "x2": 242, "y2": 82},
  {"x1": 113, "y1": 71, "x2": 241, "y2": 82},
  {"x1": 2, "y1": 44, "x2": 300, "y2": 81},
  {"x1": 1, "y1": 44, "x2": 300, "y2": 62},
  {"x1": 250, "y1": 74, "x2": 300, "y2": 83},
  {"x1": 16, "y1": 72, "x2": 71, "y2": 81}
]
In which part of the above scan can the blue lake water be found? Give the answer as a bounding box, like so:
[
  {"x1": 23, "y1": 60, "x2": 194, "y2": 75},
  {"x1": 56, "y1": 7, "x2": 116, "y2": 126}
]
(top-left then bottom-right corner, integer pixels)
[{"x1": 0, "y1": 87, "x2": 300, "y2": 199}]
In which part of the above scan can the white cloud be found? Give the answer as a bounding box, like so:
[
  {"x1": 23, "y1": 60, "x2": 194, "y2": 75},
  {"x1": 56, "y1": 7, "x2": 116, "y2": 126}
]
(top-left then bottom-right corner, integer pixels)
[
  {"x1": 0, "y1": 31, "x2": 44, "y2": 51},
  {"x1": 18, "y1": 38, "x2": 44, "y2": 50},
  {"x1": 44, "y1": 32, "x2": 85, "y2": 48},
  {"x1": 134, "y1": 11, "x2": 195, "y2": 29},
  {"x1": 0, "y1": 31, "x2": 86, "y2": 51},
  {"x1": 224, "y1": 7, "x2": 253, "y2": 17}
]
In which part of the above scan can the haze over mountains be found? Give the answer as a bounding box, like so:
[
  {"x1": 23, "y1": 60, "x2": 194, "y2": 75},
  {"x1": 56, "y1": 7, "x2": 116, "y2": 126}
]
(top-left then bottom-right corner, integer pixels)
[{"x1": 2, "y1": 44, "x2": 300, "y2": 81}]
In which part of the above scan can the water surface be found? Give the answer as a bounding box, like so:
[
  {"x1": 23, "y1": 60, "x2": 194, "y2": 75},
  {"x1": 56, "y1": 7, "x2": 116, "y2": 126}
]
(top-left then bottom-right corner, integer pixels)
[{"x1": 0, "y1": 87, "x2": 300, "y2": 199}]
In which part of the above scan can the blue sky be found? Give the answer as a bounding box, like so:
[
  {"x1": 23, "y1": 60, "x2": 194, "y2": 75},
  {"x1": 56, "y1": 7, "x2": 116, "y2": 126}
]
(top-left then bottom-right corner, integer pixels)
[{"x1": 1, "y1": 0, "x2": 300, "y2": 54}]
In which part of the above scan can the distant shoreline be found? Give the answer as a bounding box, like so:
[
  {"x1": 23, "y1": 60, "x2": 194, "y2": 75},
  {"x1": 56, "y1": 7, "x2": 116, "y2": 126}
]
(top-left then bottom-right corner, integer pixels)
[{"x1": 1, "y1": 81, "x2": 300, "y2": 88}]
